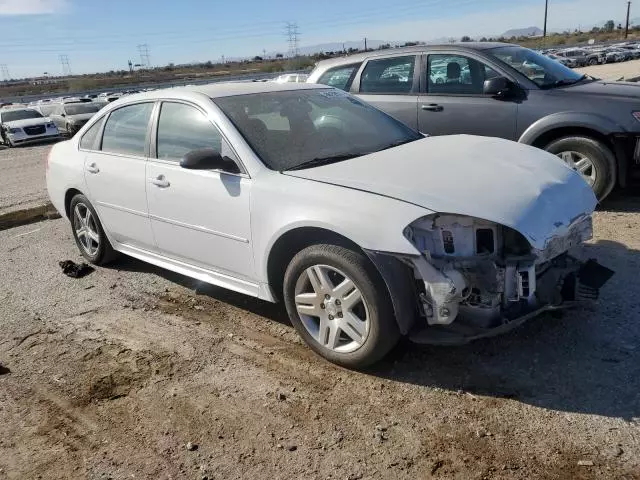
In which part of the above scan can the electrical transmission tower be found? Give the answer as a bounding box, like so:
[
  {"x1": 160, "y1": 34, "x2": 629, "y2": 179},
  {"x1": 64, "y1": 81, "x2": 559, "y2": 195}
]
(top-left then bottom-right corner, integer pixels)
[
  {"x1": 285, "y1": 22, "x2": 300, "y2": 59},
  {"x1": 0, "y1": 64, "x2": 9, "y2": 81},
  {"x1": 137, "y1": 44, "x2": 151, "y2": 68},
  {"x1": 59, "y1": 55, "x2": 72, "y2": 76}
]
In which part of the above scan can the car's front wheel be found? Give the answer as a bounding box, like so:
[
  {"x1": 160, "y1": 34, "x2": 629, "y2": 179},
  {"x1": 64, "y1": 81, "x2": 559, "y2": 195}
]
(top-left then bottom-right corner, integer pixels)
[
  {"x1": 69, "y1": 194, "x2": 118, "y2": 265},
  {"x1": 283, "y1": 244, "x2": 400, "y2": 368},
  {"x1": 545, "y1": 136, "x2": 615, "y2": 201}
]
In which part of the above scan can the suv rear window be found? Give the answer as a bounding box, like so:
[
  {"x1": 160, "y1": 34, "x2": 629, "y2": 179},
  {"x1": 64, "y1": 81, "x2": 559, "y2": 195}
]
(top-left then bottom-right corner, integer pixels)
[
  {"x1": 316, "y1": 64, "x2": 360, "y2": 91},
  {"x1": 359, "y1": 56, "x2": 416, "y2": 94}
]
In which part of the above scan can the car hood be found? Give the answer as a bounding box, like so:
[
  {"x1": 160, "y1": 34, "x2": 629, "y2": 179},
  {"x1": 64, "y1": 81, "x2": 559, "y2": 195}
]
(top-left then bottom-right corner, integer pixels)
[
  {"x1": 564, "y1": 79, "x2": 640, "y2": 99},
  {"x1": 284, "y1": 136, "x2": 597, "y2": 250},
  {"x1": 67, "y1": 113, "x2": 96, "y2": 122},
  {"x1": 3, "y1": 117, "x2": 50, "y2": 128}
]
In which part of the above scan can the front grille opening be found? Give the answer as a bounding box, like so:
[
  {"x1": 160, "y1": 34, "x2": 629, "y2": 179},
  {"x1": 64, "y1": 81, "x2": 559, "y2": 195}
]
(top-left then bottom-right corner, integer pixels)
[
  {"x1": 476, "y1": 228, "x2": 495, "y2": 254},
  {"x1": 442, "y1": 230, "x2": 455, "y2": 254}
]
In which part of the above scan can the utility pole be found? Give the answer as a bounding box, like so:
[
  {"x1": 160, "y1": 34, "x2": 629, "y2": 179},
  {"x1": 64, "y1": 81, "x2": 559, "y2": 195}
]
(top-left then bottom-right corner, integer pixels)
[
  {"x1": 137, "y1": 44, "x2": 151, "y2": 68},
  {"x1": 364, "y1": 38, "x2": 367, "y2": 51},
  {"x1": 543, "y1": 0, "x2": 549, "y2": 39},
  {"x1": 625, "y1": 1, "x2": 632, "y2": 38},
  {"x1": 59, "y1": 55, "x2": 72, "y2": 76},
  {"x1": 0, "y1": 64, "x2": 9, "y2": 81},
  {"x1": 128, "y1": 60, "x2": 133, "y2": 73}
]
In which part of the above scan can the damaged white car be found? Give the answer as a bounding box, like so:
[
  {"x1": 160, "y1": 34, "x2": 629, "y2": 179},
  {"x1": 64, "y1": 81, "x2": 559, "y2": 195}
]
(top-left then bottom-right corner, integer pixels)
[{"x1": 46, "y1": 83, "x2": 613, "y2": 368}]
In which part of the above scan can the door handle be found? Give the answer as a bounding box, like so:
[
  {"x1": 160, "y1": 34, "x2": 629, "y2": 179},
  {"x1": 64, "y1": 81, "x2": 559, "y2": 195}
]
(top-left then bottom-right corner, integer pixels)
[
  {"x1": 86, "y1": 162, "x2": 100, "y2": 174},
  {"x1": 421, "y1": 104, "x2": 444, "y2": 112},
  {"x1": 149, "y1": 175, "x2": 170, "y2": 188}
]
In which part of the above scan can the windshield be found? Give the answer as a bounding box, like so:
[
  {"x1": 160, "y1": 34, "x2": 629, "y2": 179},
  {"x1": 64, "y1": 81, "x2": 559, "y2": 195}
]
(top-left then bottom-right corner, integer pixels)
[
  {"x1": 214, "y1": 89, "x2": 422, "y2": 171},
  {"x1": 488, "y1": 46, "x2": 586, "y2": 88},
  {"x1": 64, "y1": 103, "x2": 102, "y2": 116},
  {"x1": 1, "y1": 109, "x2": 43, "y2": 122}
]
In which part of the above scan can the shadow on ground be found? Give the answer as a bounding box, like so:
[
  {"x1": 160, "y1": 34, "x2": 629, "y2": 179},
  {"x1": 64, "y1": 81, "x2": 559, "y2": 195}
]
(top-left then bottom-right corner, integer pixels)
[
  {"x1": 108, "y1": 235, "x2": 639, "y2": 420},
  {"x1": 600, "y1": 189, "x2": 640, "y2": 213}
]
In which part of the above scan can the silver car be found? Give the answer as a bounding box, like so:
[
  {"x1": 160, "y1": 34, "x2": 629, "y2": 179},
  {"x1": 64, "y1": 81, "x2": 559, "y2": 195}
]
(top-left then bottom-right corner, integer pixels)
[{"x1": 308, "y1": 42, "x2": 640, "y2": 200}]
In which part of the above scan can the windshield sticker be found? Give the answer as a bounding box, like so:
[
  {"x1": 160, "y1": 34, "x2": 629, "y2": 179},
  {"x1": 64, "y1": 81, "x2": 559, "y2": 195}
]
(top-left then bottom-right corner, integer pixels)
[{"x1": 319, "y1": 89, "x2": 349, "y2": 98}]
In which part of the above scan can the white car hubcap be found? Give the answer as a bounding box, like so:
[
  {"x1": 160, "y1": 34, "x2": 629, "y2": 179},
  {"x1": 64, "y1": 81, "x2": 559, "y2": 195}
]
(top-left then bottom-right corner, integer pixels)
[
  {"x1": 294, "y1": 265, "x2": 370, "y2": 354},
  {"x1": 73, "y1": 203, "x2": 100, "y2": 256},
  {"x1": 557, "y1": 150, "x2": 597, "y2": 187}
]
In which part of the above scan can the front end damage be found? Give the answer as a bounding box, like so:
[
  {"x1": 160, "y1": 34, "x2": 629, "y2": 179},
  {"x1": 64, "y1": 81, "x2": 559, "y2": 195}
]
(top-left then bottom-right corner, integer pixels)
[{"x1": 369, "y1": 213, "x2": 614, "y2": 345}]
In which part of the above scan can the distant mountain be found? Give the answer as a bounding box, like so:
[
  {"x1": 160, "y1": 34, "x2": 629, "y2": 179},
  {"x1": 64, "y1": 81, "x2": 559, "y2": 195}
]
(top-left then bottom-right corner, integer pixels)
[{"x1": 502, "y1": 26, "x2": 543, "y2": 38}]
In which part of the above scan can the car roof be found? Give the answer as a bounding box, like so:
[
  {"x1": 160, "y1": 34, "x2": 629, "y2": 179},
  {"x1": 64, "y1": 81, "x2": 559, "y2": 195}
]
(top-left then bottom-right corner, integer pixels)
[
  {"x1": 311, "y1": 42, "x2": 514, "y2": 68},
  {"x1": 107, "y1": 81, "x2": 328, "y2": 105}
]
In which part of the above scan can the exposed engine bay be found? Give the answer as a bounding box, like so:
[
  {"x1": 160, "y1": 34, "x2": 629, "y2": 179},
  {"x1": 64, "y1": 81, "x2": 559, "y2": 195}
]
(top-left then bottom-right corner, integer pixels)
[{"x1": 400, "y1": 214, "x2": 613, "y2": 342}]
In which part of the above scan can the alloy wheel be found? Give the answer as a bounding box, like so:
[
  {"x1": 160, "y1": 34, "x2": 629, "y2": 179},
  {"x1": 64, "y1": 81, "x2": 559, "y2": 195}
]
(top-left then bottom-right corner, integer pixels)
[
  {"x1": 73, "y1": 203, "x2": 100, "y2": 256},
  {"x1": 294, "y1": 264, "x2": 370, "y2": 354},
  {"x1": 557, "y1": 150, "x2": 597, "y2": 187}
]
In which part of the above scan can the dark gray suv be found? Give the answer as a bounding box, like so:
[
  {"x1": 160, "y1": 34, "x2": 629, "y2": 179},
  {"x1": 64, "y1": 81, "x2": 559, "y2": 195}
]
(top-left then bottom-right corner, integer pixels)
[{"x1": 307, "y1": 43, "x2": 640, "y2": 199}]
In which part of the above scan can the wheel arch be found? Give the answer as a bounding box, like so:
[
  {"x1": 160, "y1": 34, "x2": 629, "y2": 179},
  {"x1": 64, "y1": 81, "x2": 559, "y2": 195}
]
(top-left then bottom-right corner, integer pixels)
[
  {"x1": 64, "y1": 188, "x2": 84, "y2": 219},
  {"x1": 518, "y1": 112, "x2": 625, "y2": 147},
  {"x1": 519, "y1": 114, "x2": 623, "y2": 195},
  {"x1": 266, "y1": 226, "x2": 365, "y2": 302},
  {"x1": 265, "y1": 226, "x2": 419, "y2": 335}
]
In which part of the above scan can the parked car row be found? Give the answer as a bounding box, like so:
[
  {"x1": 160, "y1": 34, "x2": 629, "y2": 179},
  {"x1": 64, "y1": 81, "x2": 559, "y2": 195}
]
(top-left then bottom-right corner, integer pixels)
[
  {"x1": 543, "y1": 41, "x2": 640, "y2": 67},
  {"x1": 0, "y1": 89, "x2": 156, "y2": 147},
  {"x1": 307, "y1": 41, "x2": 640, "y2": 201}
]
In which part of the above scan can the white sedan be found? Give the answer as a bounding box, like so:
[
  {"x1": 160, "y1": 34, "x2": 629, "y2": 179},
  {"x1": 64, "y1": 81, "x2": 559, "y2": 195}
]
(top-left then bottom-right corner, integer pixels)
[
  {"x1": 46, "y1": 83, "x2": 612, "y2": 368},
  {"x1": 0, "y1": 108, "x2": 60, "y2": 146}
]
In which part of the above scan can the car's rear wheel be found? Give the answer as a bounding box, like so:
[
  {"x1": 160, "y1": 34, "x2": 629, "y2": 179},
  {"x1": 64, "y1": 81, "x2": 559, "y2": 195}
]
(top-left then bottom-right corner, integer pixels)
[
  {"x1": 283, "y1": 244, "x2": 400, "y2": 369},
  {"x1": 545, "y1": 136, "x2": 615, "y2": 201},
  {"x1": 69, "y1": 194, "x2": 118, "y2": 265}
]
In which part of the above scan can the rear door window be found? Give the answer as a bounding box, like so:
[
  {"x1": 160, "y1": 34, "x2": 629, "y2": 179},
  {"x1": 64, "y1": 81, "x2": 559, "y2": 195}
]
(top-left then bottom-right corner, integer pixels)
[
  {"x1": 316, "y1": 64, "x2": 361, "y2": 91},
  {"x1": 100, "y1": 102, "x2": 153, "y2": 156},
  {"x1": 359, "y1": 56, "x2": 416, "y2": 94},
  {"x1": 79, "y1": 118, "x2": 104, "y2": 150}
]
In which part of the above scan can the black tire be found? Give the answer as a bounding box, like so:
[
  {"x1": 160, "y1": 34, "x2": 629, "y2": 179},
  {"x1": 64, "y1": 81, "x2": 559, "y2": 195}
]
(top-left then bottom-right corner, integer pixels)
[
  {"x1": 588, "y1": 58, "x2": 597, "y2": 66},
  {"x1": 544, "y1": 136, "x2": 615, "y2": 201},
  {"x1": 1, "y1": 131, "x2": 12, "y2": 147},
  {"x1": 283, "y1": 244, "x2": 400, "y2": 369},
  {"x1": 69, "y1": 194, "x2": 118, "y2": 265}
]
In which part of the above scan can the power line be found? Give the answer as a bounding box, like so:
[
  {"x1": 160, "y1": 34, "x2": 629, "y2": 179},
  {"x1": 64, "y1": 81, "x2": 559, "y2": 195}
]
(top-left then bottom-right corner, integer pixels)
[
  {"x1": 0, "y1": 64, "x2": 9, "y2": 80},
  {"x1": 59, "y1": 54, "x2": 71, "y2": 75},
  {"x1": 137, "y1": 44, "x2": 151, "y2": 68},
  {"x1": 0, "y1": 0, "x2": 480, "y2": 54}
]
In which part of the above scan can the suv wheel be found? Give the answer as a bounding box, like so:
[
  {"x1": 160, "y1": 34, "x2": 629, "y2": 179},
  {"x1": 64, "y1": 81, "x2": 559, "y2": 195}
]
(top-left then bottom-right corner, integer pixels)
[
  {"x1": 283, "y1": 244, "x2": 400, "y2": 368},
  {"x1": 545, "y1": 136, "x2": 615, "y2": 201},
  {"x1": 69, "y1": 194, "x2": 118, "y2": 265}
]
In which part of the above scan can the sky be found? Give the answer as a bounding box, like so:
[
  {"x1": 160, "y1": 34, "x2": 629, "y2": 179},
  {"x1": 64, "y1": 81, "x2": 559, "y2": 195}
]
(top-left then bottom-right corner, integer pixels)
[{"x1": 0, "y1": 0, "x2": 632, "y2": 78}]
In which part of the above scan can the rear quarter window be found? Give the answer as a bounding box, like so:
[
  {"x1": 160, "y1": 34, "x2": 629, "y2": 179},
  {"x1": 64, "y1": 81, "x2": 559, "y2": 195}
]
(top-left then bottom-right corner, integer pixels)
[{"x1": 316, "y1": 64, "x2": 361, "y2": 91}]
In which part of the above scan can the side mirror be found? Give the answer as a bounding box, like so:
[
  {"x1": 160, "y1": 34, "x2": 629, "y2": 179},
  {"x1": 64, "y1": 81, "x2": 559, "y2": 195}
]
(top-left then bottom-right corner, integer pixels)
[
  {"x1": 483, "y1": 77, "x2": 516, "y2": 97},
  {"x1": 60, "y1": 113, "x2": 66, "y2": 117},
  {"x1": 180, "y1": 148, "x2": 240, "y2": 174}
]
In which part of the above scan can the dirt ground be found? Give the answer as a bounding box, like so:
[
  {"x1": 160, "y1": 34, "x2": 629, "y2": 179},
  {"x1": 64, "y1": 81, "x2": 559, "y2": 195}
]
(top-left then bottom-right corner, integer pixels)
[
  {"x1": 0, "y1": 143, "x2": 51, "y2": 217},
  {"x1": 1, "y1": 195, "x2": 639, "y2": 480}
]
